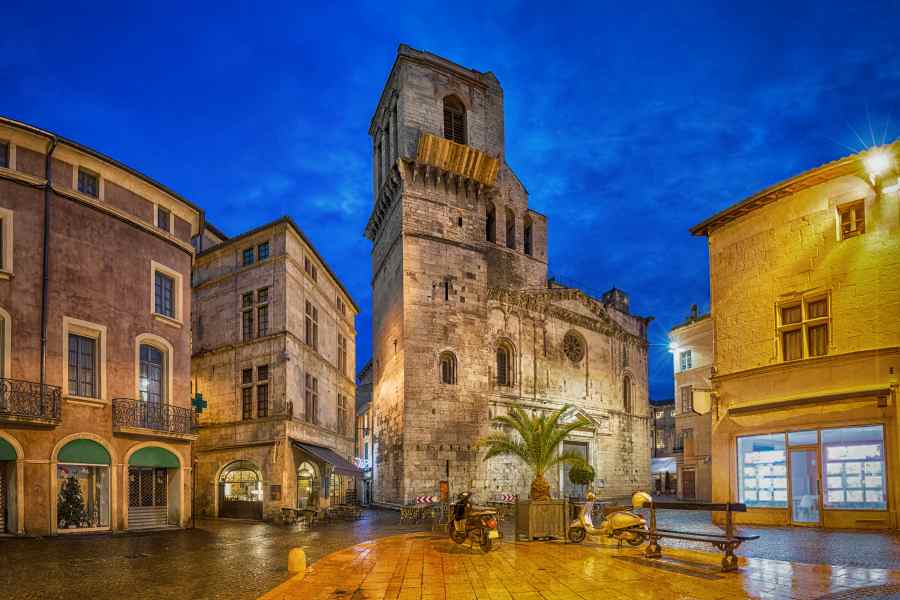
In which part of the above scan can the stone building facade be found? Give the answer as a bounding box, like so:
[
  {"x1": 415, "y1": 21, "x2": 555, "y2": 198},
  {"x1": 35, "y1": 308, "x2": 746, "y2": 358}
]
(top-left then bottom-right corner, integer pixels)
[
  {"x1": 650, "y1": 398, "x2": 677, "y2": 495},
  {"x1": 366, "y1": 46, "x2": 652, "y2": 506},
  {"x1": 692, "y1": 143, "x2": 900, "y2": 529},
  {"x1": 0, "y1": 117, "x2": 200, "y2": 535},
  {"x1": 191, "y1": 217, "x2": 359, "y2": 521},
  {"x1": 355, "y1": 360, "x2": 374, "y2": 505},
  {"x1": 669, "y1": 306, "x2": 713, "y2": 502}
]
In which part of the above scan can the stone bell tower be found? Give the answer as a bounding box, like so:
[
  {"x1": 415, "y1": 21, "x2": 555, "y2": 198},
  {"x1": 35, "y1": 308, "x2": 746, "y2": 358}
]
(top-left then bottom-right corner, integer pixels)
[{"x1": 366, "y1": 45, "x2": 550, "y2": 505}]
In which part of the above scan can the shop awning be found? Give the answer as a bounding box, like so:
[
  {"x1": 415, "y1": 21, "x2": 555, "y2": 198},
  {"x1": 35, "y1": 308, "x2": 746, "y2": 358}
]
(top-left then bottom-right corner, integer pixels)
[
  {"x1": 129, "y1": 447, "x2": 180, "y2": 468},
  {"x1": 652, "y1": 457, "x2": 677, "y2": 474},
  {"x1": 293, "y1": 441, "x2": 362, "y2": 476},
  {"x1": 58, "y1": 439, "x2": 110, "y2": 465},
  {"x1": 0, "y1": 437, "x2": 16, "y2": 461}
]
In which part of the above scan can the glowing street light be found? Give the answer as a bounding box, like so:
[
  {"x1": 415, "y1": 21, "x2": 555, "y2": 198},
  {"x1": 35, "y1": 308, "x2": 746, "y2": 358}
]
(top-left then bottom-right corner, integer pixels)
[
  {"x1": 863, "y1": 147, "x2": 894, "y2": 181},
  {"x1": 668, "y1": 341, "x2": 680, "y2": 353}
]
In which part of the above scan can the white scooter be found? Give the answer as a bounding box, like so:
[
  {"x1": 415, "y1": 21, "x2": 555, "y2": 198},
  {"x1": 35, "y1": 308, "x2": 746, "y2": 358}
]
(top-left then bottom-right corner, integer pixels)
[{"x1": 567, "y1": 491, "x2": 651, "y2": 546}]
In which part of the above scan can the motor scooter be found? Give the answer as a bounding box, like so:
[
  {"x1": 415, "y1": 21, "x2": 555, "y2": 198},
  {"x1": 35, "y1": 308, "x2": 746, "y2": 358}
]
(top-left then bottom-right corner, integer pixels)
[
  {"x1": 567, "y1": 491, "x2": 651, "y2": 546},
  {"x1": 448, "y1": 492, "x2": 501, "y2": 552}
]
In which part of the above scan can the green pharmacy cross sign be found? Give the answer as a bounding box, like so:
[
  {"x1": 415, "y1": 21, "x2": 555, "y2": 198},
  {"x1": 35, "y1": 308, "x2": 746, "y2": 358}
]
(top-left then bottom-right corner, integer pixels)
[{"x1": 192, "y1": 392, "x2": 207, "y2": 414}]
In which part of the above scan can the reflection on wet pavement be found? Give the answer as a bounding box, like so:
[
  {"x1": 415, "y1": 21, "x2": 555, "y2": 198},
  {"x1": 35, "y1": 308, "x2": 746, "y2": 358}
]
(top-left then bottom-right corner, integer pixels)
[{"x1": 261, "y1": 532, "x2": 900, "y2": 600}]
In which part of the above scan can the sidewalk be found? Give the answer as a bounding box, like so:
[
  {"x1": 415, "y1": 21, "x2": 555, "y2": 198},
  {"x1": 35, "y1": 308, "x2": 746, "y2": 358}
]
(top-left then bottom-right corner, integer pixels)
[{"x1": 260, "y1": 532, "x2": 900, "y2": 600}]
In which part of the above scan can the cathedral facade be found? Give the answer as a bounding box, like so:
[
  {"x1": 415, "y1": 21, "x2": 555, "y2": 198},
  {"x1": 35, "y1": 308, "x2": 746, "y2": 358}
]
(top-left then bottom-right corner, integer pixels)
[{"x1": 366, "y1": 46, "x2": 652, "y2": 505}]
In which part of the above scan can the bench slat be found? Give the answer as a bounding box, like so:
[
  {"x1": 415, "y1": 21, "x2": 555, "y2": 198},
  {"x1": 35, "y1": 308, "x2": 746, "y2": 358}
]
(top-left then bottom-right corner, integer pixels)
[
  {"x1": 652, "y1": 528, "x2": 759, "y2": 542},
  {"x1": 649, "y1": 502, "x2": 747, "y2": 512}
]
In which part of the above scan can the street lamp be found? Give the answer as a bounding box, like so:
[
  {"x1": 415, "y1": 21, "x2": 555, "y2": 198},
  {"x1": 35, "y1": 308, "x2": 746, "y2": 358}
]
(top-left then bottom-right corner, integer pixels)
[{"x1": 863, "y1": 146, "x2": 896, "y2": 187}]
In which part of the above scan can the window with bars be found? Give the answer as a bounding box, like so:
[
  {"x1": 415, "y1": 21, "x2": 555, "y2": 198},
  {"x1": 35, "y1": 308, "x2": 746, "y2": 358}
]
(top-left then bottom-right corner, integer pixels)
[
  {"x1": 68, "y1": 334, "x2": 97, "y2": 398},
  {"x1": 779, "y1": 296, "x2": 829, "y2": 361},
  {"x1": 157, "y1": 206, "x2": 170, "y2": 233},
  {"x1": 338, "y1": 334, "x2": 347, "y2": 375},
  {"x1": 305, "y1": 373, "x2": 319, "y2": 425},
  {"x1": 154, "y1": 272, "x2": 174, "y2": 317},
  {"x1": 242, "y1": 247, "x2": 255, "y2": 266},
  {"x1": 305, "y1": 301, "x2": 319, "y2": 350},
  {"x1": 78, "y1": 168, "x2": 99, "y2": 197},
  {"x1": 442, "y1": 96, "x2": 467, "y2": 145},
  {"x1": 838, "y1": 201, "x2": 866, "y2": 240}
]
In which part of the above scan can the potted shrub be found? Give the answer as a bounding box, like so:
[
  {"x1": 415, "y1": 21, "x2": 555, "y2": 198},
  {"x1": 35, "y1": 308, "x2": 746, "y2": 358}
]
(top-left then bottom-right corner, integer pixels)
[{"x1": 478, "y1": 404, "x2": 591, "y2": 539}]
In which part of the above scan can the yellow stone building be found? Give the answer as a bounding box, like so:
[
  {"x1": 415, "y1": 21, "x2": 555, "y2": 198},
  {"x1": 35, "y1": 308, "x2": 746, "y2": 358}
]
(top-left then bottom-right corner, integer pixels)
[{"x1": 692, "y1": 143, "x2": 899, "y2": 530}]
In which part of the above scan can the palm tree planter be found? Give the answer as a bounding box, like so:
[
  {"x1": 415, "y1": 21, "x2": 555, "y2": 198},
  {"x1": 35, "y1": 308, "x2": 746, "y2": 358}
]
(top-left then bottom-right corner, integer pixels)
[{"x1": 478, "y1": 404, "x2": 591, "y2": 540}]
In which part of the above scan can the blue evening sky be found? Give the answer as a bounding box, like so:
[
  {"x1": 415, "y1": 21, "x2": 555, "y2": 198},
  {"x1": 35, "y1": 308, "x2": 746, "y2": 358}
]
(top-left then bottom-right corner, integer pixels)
[{"x1": 5, "y1": 2, "x2": 898, "y2": 400}]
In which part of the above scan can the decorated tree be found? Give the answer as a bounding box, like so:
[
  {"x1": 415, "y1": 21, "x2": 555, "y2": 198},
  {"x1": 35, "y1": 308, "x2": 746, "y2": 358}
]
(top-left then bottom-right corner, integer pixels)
[
  {"x1": 478, "y1": 404, "x2": 591, "y2": 501},
  {"x1": 58, "y1": 475, "x2": 85, "y2": 528}
]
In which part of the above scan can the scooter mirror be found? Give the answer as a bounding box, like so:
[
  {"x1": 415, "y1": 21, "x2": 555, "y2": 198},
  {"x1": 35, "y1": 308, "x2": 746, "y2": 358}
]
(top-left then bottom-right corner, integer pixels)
[{"x1": 631, "y1": 491, "x2": 652, "y2": 509}]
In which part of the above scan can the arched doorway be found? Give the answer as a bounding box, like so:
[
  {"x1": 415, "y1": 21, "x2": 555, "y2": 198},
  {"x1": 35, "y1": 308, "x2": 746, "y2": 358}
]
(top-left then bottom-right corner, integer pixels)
[
  {"x1": 55, "y1": 438, "x2": 112, "y2": 531},
  {"x1": 127, "y1": 446, "x2": 180, "y2": 529},
  {"x1": 219, "y1": 461, "x2": 263, "y2": 520},
  {"x1": 296, "y1": 461, "x2": 320, "y2": 509},
  {"x1": 0, "y1": 435, "x2": 16, "y2": 533}
]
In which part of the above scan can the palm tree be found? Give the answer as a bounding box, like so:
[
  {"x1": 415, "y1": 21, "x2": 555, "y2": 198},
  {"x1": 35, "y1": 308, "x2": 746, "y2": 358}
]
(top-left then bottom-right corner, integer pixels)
[{"x1": 478, "y1": 403, "x2": 591, "y2": 501}]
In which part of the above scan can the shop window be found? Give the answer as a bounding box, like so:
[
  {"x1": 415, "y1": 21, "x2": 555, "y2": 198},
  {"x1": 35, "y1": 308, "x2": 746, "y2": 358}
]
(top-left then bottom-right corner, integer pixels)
[
  {"x1": 297, "y1": 462, "x2": 319, "y2": 508},
  {"x1": 221, "y1": 462, "x2": 262, "y2": 502},
  {"x1": 737, "y1": 433, "x2": 787, "y2": 508},
  {"x1": 57, "y1": 464, "x2": 110, "y2": 530},
  {"x1": 822, "y1": 425, "x2": 886, "y2": 510}
]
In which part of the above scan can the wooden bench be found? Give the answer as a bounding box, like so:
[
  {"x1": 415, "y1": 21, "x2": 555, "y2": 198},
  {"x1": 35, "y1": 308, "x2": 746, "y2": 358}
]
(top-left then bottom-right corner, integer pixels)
[{"x1": 643, "y1": 501, "x2": 759, "y2": 572}]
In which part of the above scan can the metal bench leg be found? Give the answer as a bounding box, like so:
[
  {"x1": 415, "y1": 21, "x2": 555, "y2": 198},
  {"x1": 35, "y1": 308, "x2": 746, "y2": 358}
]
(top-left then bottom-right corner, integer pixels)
[
  {"x1": 644, "y1": 537, "x2": 662, "y2": 559},
  {"x1": 721, "y1": 544, "x2": 739, "y2": 572}
]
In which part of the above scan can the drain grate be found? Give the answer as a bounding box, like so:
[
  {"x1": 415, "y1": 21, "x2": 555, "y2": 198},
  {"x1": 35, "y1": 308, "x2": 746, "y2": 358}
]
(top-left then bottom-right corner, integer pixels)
[{"x1": 815, "y1": 584, "x2": 900, "y2": 600}]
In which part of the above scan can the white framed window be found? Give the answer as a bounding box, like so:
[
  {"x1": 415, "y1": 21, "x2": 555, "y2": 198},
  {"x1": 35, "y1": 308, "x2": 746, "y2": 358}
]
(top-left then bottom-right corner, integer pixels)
[
  {"x1": 0, "y1": 206, "x2": 13, "y2": 276},
  {"x1": 134, "y1": 333, "x2": 173, "y2": 405},
  {"x1": 837, "y1": 200, "x2": 866, "y2": 240},
  {"x1": 150, "y1": 260, "x2": 183, "y2": 326},
  {"x1": 777, "y1": 294, "x2": 830, "y2": 361},
  {"x1": 679, "y1": 350, "x2": 692, "y2": 372},
  {"x1": 77, "y1": 167, "x2": 100, "y2": 199},
  {"x1": 62, "y1": 316, "x2": 108, "y2": 403}
]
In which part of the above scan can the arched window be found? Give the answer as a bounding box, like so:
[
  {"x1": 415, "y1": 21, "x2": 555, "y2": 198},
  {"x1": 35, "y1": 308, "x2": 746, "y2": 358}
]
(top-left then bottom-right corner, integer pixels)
[
  {"x1": 485, "y1": 202, "x2": 496, "y2": 243},
  {"x1": 505, "y1": 207, "x2": 516, "y2": 249},
  {"x1": 623, "y1": 375, "x2": 632, "y2": 414},
  {"x1": 220, "y1": 460, "x2": 262, "y2": 503},
  {"x1": 297, "y1": 461, "x2": 320, "y2": 509},
  {"x1": 139, "y1": 344, "x2": 166, "y2": 404},
  {"x1": 439, "y1": 351, "x2": 457, "y2": 385},
  {"x1": 443, "y1": 95, "x2": 466, "y2": 145},
  {"x1": 523, "y1": 216, "x2": 533, "y2": 256},
  {"x1": 496, "y1": 341, "x2": 514, "y2": 387}
]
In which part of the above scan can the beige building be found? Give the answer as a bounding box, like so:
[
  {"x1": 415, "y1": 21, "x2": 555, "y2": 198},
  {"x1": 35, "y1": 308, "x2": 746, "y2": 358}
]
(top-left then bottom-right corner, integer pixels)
[
  {"x1": 366, "y1": 46, "x2": 652, "y2": 506},
  {"x1": 669, "y1": 306, "x2": 713, "y2": 502},
  {"x1": 0, "y1": 117, "x2": 201, "y2": 535},
  {"x1": 191, "y1": 217, "x2": 360, "y2": 521},
  {"x1": 693, "y1": 143, "x2": 900, "y2": 529},
  {"x1": 355, "y1": 360, "x2": 374, "y2": 505}
]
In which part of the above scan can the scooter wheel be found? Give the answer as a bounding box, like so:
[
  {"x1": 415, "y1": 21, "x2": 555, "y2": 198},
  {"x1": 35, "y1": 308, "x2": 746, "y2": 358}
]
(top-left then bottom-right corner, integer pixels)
[
  {"x1": 625, "y1": 532, "x2": 646, "y2": 547},
  {"x1": 449, "y1": 523, "x2": 466, "y2": 544},
  {"x1": 568, "y1": 527, "x2": 586, "y2": 543}
]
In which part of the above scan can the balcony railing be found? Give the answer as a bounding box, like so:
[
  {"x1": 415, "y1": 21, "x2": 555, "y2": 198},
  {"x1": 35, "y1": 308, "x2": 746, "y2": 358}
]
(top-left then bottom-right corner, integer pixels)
[
  {"x1": 112, "y1": 398, "x2": 195, "y2": 436},
  {"x1": 0, "y1": 377, "x2": 62, "y2": 423}
]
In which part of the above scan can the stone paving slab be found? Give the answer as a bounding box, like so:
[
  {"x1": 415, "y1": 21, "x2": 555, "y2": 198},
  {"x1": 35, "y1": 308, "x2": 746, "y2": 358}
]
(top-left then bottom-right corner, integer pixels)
[{"x1": 260, "y1": 533, "x2": 900, "y2": 600}]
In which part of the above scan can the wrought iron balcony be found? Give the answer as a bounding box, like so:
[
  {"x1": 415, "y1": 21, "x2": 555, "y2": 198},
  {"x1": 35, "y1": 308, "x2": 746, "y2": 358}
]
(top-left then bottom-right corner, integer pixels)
[
  {"x1": 0, "y1": 377, "x2": 62, "y2": 424},
  {"x1": 112, "y1": 398, "x2": 196, "y2": 439}
]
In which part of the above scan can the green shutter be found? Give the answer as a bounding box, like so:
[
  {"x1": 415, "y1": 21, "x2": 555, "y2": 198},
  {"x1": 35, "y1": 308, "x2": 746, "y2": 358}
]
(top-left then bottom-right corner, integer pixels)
[
  {"x1": 129, "y1": 447, "x2": 179, "y2": 468},
  {"x1": 0, "y1": 437, "x2": 16, "y2": 461},
  {"x1": 58, "y1": 439, "x2": 110, "y2": 465}
]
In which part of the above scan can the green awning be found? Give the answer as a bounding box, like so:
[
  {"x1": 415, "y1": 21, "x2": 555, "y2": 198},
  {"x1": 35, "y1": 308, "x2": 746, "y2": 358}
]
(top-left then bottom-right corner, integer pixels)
[
  {"x1": 58, "y1": 439, "x2": 110, "y2": 465},
  {"x1": 129, "y1": 447, "x2": 179, "y2": 468},
  {"x1": 0, "y1": 437, "x2": 16, "y2": 461}
]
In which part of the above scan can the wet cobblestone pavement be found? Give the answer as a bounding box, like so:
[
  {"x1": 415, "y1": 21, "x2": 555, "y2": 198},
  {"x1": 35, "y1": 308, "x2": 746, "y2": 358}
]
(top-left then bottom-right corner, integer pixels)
[
  {"x1": 1, "y1": 509, "x2": 429, "y2": 600},
  {"x1": 2, "y1": 509, "x2": 900, "y2": 599}
]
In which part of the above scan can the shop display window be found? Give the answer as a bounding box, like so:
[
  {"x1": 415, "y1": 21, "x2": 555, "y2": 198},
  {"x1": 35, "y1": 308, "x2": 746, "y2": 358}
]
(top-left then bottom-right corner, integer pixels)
[
  {"x1": 737, "y1": 433, "x2": 788, "y2": 508},
  {"x1": 821, "y1": 425, "x2": 886, "y2": 510},
  {"x1": 57, "y1": 464, "x2": 110, "y2": 530}
]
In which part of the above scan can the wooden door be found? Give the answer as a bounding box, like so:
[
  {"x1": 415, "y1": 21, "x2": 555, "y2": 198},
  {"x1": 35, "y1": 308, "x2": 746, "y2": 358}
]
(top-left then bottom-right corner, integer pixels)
[{"x1": 682, "y1": 469, "x2": 696, "y2": 499}]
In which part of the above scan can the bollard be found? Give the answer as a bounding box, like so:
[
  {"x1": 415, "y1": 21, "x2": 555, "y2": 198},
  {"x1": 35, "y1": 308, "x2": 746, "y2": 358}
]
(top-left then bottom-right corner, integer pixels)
[{"x1": 287, "y1": 547, "x2": 307, "y2": 578}]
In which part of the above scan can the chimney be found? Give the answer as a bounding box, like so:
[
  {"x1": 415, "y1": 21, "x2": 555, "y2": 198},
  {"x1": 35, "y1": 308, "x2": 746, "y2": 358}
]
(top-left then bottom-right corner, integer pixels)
[{"x1": 690, "y1": 304, "x2": 699, "y2": 321}]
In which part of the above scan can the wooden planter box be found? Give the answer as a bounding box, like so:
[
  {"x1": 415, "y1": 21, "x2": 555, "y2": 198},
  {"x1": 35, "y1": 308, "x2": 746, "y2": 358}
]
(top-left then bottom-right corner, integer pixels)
[{"x1": 514, "y1": 499, "x2": 568, "y2": 540}]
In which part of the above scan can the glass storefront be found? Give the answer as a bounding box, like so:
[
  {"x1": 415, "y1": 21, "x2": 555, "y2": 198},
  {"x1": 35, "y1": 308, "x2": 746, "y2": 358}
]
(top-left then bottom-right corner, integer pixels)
[
  {"x1": 737, "y1": 425, "x2": 888, "y2": 513},
  {"x1": 57, "y1": 464, "x2": 110, "y2": 530},
  {"x1": 297, "y1": 462, "x2": 319, "y2": 508}
]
